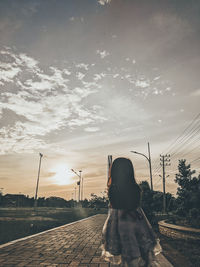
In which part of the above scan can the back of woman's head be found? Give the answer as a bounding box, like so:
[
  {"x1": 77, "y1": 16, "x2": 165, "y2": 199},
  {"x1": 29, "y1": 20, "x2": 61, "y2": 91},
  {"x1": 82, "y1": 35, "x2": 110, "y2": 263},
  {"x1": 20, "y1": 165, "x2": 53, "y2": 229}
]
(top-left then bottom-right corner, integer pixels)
[{"x1": 108, "y1": 157, "x2": 141, "y2": 210}]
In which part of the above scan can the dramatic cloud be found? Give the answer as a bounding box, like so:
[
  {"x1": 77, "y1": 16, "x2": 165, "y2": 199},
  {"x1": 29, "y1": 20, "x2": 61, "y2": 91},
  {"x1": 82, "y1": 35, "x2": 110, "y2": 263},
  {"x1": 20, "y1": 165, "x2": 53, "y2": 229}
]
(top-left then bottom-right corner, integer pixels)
[
  {"x1": 0, "y1": 47, "x2": 107, "y2": 154},
  {"x1": 0, "y1": 46, "x2": 174, "y2": 155}
]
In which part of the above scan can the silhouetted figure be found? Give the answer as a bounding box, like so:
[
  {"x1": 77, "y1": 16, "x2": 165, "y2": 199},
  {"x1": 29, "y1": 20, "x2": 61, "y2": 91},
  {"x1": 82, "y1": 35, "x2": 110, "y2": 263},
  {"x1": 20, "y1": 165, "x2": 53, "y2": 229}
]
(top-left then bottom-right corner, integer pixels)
[{"x1": 101, "y1": 157, "x2": 162, "y2": 267}]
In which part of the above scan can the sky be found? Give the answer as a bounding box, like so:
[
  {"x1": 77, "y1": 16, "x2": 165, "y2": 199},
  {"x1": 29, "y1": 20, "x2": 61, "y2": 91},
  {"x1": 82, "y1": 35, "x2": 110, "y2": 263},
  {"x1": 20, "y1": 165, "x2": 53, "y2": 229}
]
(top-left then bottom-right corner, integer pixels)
[{"x1": 0, "y1": 0, "x2": 200, "y2": 199}]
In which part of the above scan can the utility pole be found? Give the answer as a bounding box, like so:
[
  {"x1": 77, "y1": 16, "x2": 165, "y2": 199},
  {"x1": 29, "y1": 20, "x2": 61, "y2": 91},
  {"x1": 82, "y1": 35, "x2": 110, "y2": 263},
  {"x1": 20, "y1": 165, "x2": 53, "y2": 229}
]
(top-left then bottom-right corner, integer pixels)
[
  {"x1": 81, "y1": 174, "x2": 83, "y2": 201},
  {"x1": 34, "y1": 153, "x2": 43, "y2": 208},
  {"x1": 160, "y1": 154, "x2": 170, "y2": 213}
]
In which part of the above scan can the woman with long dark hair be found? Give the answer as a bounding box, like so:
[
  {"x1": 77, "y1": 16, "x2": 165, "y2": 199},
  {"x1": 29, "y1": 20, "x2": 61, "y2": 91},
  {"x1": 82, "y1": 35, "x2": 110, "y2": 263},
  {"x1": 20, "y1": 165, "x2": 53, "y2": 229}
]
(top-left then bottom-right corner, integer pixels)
[{"x1": 101, "y1": 157, "x2": 162, "y2": 267}]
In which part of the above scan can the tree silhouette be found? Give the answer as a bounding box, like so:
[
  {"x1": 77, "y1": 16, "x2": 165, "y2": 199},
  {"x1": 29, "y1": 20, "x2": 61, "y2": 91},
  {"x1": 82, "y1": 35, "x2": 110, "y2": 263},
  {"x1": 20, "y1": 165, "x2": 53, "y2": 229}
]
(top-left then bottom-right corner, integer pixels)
[{"x1": 175, "y1": 159, "x2": 200, "y2": 217}]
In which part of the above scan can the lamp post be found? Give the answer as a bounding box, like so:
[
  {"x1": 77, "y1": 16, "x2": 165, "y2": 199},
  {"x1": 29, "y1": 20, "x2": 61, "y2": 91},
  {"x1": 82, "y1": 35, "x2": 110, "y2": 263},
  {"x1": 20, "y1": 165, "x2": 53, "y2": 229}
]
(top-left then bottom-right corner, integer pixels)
[
  {"x1": 34, "y1": 153, "x2": 43, "y2": 208},
  {"x1": 80, "y1": 171, "x2": 83, "y2": 201},
  {"x1": 74, "y1": 187, "x2": 77, "y2": 201},
  {"x1": 130, "y1": 142, "x2": 153, "y2": 190},
  {"x1": 71, "y1": 169, "x2": 82, "y2": 202}
]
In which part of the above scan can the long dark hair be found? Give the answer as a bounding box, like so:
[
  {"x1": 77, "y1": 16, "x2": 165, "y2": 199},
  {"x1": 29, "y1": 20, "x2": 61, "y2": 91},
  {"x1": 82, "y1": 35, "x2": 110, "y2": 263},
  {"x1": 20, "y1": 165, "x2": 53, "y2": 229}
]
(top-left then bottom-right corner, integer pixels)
[{"x1": 108, "y1": 157, "x2": 141, "y2": 210}]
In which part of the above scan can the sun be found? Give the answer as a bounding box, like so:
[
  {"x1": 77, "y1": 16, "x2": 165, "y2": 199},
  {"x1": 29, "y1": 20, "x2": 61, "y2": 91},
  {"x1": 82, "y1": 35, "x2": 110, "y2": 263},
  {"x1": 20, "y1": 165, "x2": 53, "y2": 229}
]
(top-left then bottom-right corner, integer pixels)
[{"x1": 49, "y1": 163, "x2": 74, "y2": 185}]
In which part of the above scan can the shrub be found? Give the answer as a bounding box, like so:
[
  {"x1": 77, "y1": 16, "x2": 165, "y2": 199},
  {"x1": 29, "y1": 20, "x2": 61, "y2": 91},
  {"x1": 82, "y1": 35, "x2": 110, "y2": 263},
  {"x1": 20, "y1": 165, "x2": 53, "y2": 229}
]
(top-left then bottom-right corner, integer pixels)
[
  {"x1": 174, "y1": 207, "x2": 186, "y2": 217},
  {"x1": 188, "y1": 208, "x2": 199, "y2": 218}
]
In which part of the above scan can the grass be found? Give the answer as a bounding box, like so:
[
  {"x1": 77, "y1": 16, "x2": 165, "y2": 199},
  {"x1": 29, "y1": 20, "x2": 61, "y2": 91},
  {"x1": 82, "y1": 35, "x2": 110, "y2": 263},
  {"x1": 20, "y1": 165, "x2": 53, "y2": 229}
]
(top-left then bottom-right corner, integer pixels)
[{"x1": 0, "y1": 207, "x2": 108, "y2": 245}]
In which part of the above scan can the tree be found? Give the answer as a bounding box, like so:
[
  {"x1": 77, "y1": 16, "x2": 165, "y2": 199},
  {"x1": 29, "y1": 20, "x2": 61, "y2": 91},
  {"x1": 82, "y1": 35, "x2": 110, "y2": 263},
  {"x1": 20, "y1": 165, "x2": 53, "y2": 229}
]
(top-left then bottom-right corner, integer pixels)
[
  {"x1": 46, "y1": 196, "x2": 68, "y2": 207},
  {"x1": 37, "y1": 197, "x2": 45, "y2": 207},
  {"x1": 81, "y1": 198, "x2": 89, "y2": 208},
  {"x1": 139, "y1": 181, "x2": 175, "y2": 221},
  {"x1": 89, "y1": 193, "x2": 108, "y2": 209},
  {"x1": 175, "y1": 159, "x2": 200, "y2": 216},
  {"x1": 0, "y1": 192, "x2": 3, "y2": 206},
  {"x1": 139, "y1": 181, "x2": 155, "y2": 223}
]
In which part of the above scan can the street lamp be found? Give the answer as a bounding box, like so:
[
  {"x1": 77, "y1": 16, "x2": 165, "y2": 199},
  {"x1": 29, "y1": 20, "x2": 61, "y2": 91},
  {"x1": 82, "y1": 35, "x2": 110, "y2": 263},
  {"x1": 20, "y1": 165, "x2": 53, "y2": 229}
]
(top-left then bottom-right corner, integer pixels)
[
  {"x1": 79, "y1": 170, "x2": 82, "y2": 201},
  {"x1": 34, "y1": 153, "x2": 43, "y2": 208},
  {"x1": 130, "y1": 142, "x2": 153, "y2": 190},
  {"x1": 74, "y1": 187, "x2": 77, "y2": 201},
  {"x1": 80, "y1": 172, "x2": 84, "y2": 200},
  {"x1": 71, "y1": 169, "x2": 82, "y2": 202}
]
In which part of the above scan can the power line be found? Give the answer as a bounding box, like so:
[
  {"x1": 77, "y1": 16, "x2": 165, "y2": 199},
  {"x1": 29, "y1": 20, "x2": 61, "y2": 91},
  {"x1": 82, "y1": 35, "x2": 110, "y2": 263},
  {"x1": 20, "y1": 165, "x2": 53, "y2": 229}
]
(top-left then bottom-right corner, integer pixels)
[
  {"x1": 152, "y1": 112, "x2": 200, "y2": 178},
  {"x1": 170, "y1": 126, "x2": 200, "y2": 158},
  {"x1": 190, "y1": 157, "x2": 200, "y2": 164},
  {"x1": 181, "y1": 144, "x2": 200, "y2": 159},
  {"x1": 163, "y1": 112, "x2": 200, "y2": 154}
]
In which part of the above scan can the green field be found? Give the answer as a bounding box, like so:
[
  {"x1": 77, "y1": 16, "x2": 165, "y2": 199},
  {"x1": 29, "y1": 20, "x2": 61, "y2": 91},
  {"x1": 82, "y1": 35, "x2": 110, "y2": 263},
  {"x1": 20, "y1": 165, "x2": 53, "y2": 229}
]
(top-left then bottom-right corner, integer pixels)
[{"x1": 0, "y1": 207, "x2": 108, "y2": 245}]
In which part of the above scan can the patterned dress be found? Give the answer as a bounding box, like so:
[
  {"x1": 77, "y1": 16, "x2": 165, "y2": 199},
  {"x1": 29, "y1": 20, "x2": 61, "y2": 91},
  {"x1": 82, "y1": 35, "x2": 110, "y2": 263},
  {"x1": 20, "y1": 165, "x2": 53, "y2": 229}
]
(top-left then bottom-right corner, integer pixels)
[{"x1": 101, "y1": 207, "x2": 162, "y2": 267}]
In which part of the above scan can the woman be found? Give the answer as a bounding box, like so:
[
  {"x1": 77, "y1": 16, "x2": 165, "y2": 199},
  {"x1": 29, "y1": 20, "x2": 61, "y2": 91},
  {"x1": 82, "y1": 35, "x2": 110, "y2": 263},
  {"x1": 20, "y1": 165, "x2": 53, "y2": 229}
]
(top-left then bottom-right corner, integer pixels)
[{"x1": 101, "y1": 157, "x2": 162, "y2": 267}]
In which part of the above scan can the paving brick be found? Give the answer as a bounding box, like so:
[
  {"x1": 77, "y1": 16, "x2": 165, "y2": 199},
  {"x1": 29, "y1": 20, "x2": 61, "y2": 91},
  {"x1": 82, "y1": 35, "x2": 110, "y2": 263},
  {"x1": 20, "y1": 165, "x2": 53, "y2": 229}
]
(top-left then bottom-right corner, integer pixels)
[{"x1": 0, "y1": 214, "x2": 173, "y2": 266}]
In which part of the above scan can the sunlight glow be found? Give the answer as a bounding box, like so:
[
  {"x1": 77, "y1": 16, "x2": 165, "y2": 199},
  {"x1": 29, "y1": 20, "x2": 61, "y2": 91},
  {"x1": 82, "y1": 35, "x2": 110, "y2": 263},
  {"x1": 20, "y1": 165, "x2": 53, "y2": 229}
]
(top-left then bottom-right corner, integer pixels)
[{"x1": 49, "y1": 164, "x2": 75, "y2": 185}]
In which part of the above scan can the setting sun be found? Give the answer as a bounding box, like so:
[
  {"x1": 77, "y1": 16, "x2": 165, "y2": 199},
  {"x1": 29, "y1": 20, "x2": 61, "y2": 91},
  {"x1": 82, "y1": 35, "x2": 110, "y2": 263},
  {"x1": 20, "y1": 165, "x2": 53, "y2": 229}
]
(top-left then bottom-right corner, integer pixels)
[{"x1": 49, "y1": 164, "x2": 75, "y2": 185}]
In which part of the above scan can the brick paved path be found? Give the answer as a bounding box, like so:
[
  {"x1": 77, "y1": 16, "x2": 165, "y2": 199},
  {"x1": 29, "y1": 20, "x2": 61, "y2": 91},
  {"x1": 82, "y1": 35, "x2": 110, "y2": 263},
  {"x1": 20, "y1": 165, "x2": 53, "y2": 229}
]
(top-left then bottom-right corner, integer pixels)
[{"x1": 0, "y1": 214, "x2": 173, "y2": 267}]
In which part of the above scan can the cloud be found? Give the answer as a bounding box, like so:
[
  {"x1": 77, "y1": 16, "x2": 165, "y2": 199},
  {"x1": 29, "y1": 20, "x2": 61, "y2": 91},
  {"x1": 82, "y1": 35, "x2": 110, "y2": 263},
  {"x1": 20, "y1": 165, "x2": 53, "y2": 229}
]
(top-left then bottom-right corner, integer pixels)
[
  {"x1": 153, "y1": 76, "x2": 160, "y2": 81},
  {"x1": 63, "y1": 69, "x2": 71, "y2": 75},
  {"x1": 93, "y1": 73, "x2": 106, "y2": 81},
  {"x1": 96, "y1": 50, "x2": 110, "y2": 59},
  {"x1": 82, "y1": 80, "x2": 102, "y2": 89},
  {"x1": 84, "y1": 127, "x2": 100, "y2": 132},
  {"x1": 0, "y1": 51, "x2": 21, "y2": 84},
  {"x1": 0, "y1": 46, "x2": 174, "y2": 155},
  {"x1": 135, "y1": 80, "x2": 150, "y2": 88},
  {"x1": 123, "y1": 71, "x2": 172, "y2": 98},
  {"x1": 0, "y1": 122, "x2": 47, "y2": 154},
  {"x1": 98, "y1": 0, "x2": 112, "y2": 5},
  {"x1": 0, "y1": 49, "x2": 39, "y2": 86},
  {"x1": 76, "y1": 63, "x2": 89, "y2": 70},
  {"x1": 19, "y1": 53, "x2": 39, "y2": 70},
  {"x1": 76, "y1": 72, "x2": 85, "y2": 80},
  {"x1": 0, "y1": 64, "x2": 21, "y2": 84},
  {"x1": 0, "y1": 47, "x2": 106, "y2": 154}
]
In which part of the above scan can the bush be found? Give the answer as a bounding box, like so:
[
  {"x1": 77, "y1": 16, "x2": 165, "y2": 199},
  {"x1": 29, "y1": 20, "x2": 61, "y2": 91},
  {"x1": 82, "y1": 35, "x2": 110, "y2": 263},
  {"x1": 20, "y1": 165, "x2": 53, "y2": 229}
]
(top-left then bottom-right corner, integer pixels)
[
  {"x1": 186, "y1": 208, "x2": 200, "y2": 228},
  {"x1": 174, "y1": 207, "x2": 186, "y2": 217},
  {"x1": 188, "y1": 208, "x2": 199, "y2": 218}
]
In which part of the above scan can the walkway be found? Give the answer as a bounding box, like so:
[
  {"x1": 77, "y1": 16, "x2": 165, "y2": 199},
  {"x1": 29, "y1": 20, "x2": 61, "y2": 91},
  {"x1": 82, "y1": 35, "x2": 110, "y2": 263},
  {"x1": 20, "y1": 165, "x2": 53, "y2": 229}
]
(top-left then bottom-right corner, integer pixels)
[{"x1": 0, "y1": 214, "x2": 173, "y2": 266}]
